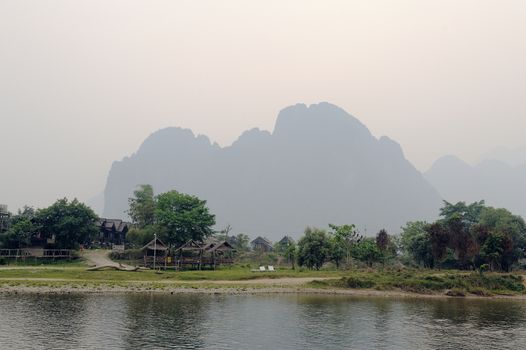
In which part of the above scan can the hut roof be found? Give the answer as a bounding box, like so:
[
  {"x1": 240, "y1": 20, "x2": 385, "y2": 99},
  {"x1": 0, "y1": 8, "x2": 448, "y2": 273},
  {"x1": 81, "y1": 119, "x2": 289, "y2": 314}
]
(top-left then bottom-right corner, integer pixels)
[
  {"x1": 251, "y1": 236, "x2": 272, "y2": 246},
  {"x1": 98, "y1": 218, "x2": 129, "y2": 232},
  {"x1": 174, "y1": 239, "x2": 235, "y2": 253},
  {"x1": 141, "y1": 237, "x2": 168, "y2": 251},
  {"x1": 174, "y1": 240, "x2": 203, "y2": 252},
  {"x1": 116, "y1": 222, "x2": 129, "y2": 233},
  {"x1": 206, "y1": 241, "x2": 235, "y2": 253},
  {"x1": 279, "y1": 236, "x2": 294, "y2": 245}
]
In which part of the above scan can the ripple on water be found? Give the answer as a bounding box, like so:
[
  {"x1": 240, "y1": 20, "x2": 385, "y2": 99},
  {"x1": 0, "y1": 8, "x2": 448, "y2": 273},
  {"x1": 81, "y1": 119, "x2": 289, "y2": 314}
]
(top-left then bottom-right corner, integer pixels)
[{"x1": 0, "y1": 294, "x2": 525, "y2": 350}]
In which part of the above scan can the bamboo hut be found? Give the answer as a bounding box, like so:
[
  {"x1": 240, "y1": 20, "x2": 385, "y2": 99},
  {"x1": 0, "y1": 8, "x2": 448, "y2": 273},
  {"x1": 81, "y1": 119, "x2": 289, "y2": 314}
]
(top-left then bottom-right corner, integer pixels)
[
  {"x1": 141, "y1": 237, "x2": 168, "y2": 268},
  {"x1": 251, "y1": 236, "x2": 273, "y2": 252},
  {"x1": 174, "y1": 239, "x2": 235, "y2": 270}
]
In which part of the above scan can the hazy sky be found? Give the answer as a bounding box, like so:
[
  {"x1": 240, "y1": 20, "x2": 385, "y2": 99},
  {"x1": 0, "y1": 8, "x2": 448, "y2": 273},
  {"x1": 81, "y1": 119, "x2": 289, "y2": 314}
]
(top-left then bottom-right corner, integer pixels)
[{"x1": 1, "y1": 0, "x2": 526, "y2": 212}]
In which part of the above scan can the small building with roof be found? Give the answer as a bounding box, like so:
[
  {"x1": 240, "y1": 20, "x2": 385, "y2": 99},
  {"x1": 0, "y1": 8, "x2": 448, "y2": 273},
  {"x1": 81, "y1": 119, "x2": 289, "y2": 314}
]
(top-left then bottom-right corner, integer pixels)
[
  {"x1": 251, "y1": 236, "x2": 273, "y2": 252},
  {"x1": 173, "y1": 239, "x2": 235, "y2": 270},
  {"x1": 141, "y1": 237, "x2": 168, "y2": 268},
  {"x1": 97, "y1": 218, "x2": 130, "y2": 246},
  {"x1": 278, "y1": 236, "x2": 294, "y2": 246}
]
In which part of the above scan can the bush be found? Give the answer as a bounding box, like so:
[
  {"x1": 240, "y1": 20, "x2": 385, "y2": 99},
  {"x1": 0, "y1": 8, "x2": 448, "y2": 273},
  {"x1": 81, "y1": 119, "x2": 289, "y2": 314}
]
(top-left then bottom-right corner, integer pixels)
[
  {"x1": 335, "y1": 271, "x2": 525, "y2": 295},
  {"x1": 344, "y1": 276, "x2": 375, "y2": 288},
  {"x1": 445, "y1": 288, "x2": 466, "y2": 297}
]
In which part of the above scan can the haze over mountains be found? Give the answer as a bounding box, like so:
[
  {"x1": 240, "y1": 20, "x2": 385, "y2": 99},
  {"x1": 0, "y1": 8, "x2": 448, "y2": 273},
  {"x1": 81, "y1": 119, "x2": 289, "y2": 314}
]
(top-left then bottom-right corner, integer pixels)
[
  {"x1": 103, "y1": 102, "x2": 443, "y2": 239},
  {"x1": 425, "y1": 155, "x2": 526, "y2": 218}
]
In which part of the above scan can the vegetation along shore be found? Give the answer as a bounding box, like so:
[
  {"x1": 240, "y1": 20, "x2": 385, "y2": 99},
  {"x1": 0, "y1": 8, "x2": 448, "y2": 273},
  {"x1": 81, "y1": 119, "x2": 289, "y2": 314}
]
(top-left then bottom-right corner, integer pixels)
[{"x1": 2, "y1": 185, "x2": 526, "y2": 299}]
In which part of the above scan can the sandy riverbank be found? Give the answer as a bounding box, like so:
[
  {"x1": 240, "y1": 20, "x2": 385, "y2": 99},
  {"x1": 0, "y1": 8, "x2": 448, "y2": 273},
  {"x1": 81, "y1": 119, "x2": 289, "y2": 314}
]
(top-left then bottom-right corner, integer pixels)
[{"x1": 2, "y1": 279, "x2": 526, "y2": 300}]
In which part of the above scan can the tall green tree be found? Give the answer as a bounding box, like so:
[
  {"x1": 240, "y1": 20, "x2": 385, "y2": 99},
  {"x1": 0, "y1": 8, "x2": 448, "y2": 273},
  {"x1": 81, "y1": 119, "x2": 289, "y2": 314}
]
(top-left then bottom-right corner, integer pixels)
[
  {"x1": 284, "y1": 241, "x2": 297, "y2": 269},
  {"x1": 480, "y1": 231, "x2": 508, "y2": 271},
  {"x1": 478, "y1": 207, "x2": 526, "y2": 271},
  {"x1": 36, "y1": 198, "x2": 98, "y2": 249},
  {"x1": 1, "y1": 217, "x2": 39, "y2": 249},
  {"x1": 376, "y1": 229, "x2": 389, "y2": 252},
  {"x1": 127, "y1": 184, "x2": 155, "y2": 228},
  {"x1": 328, "y1": 224, "x2": 362, "y2": 266},
  {"x1": 230, "y1": 233, "x2": 250, "y2": 252},
  {"x1": 329, "y1": 234, "x2": 346, "y2": 269},
  {"x1": 297, "y1": 227, "x2": 331, "y2": 270},
  {"x1": 440, "y1": 200, "x2": 486, "y2": 224},
  {"x1": 426, "y1": 222, "x2": 450, "y2": 264},
  {"x1": 445, "y1": 216, "x2": 478, "y2": 268},
  {"x1": 155, "y1": 190, "x2": 215, "y2": 246},
  {"x1": 351, "y1": 238, "x2": 382, "y2": 267}
]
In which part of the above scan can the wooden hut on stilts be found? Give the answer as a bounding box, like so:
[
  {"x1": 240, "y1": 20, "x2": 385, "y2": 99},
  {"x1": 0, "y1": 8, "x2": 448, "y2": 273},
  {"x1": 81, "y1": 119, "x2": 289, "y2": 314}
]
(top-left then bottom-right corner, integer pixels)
[
  {"x1": 141, "y1": 237, "x2": 168, "y2": 268},
  {"x1": 173, "y1": 239, "x2": 235, "y2": 270}
]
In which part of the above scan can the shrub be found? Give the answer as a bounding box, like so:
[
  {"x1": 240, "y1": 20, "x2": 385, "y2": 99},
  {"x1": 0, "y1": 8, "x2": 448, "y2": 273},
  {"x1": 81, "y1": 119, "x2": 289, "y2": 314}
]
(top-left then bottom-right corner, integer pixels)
[
  {"x1": 344, "y1": 276, "x2": 375, "y2": 288},
  {"x1": 445, "y1": 288, "x2": 466, "y2": 297}
]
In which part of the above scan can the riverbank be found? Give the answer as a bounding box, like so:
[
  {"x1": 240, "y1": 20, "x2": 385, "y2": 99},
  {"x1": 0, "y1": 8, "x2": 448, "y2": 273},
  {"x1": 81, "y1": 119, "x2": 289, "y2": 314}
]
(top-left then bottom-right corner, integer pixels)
[
  {"x1": 2, "y1": 282, "x2": 526, "y2": 301},
  {"x1": 1, "y1": 264, "x2": 525, "y2": 299}
]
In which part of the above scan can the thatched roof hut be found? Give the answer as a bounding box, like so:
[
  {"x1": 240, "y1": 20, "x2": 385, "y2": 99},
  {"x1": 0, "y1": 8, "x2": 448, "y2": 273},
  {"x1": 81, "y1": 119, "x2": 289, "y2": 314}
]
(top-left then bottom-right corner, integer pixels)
[
  {"x1": 251, "y1": 236, "x2": 273, "y2": 252},
  {"x1": 174, "y1": 239, "x2": 235, "y2": 269},
  {"x1": 278, "y1": 236, "x2": 294, "y2": 246},
  {"x1": 142, "y1": 237, "x2": 168, "y2": 254},
  {"x1": 141, "y1": 237, "x2": 168, "y2": 268}
]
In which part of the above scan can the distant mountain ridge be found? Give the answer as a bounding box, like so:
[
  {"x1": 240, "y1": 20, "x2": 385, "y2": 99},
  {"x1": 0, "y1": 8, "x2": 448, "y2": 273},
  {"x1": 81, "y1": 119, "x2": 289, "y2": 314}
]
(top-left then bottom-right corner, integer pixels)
[
  {"x1": 425, "y1": 155, "x2": 526, "y2": 218},
  {"x1": 103, "y1": 102, "x2": 442, "y2": 239}
]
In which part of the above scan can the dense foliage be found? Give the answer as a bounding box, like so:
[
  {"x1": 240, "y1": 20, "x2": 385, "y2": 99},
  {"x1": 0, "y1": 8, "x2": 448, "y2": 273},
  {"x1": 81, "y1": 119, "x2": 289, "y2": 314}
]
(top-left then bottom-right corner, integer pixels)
[
  {"x1": 126, "y1": 186, "x2": 216, "y2": 247},
  {"x1": 297, "y1": 228, "x2": 331, "y2": 270},
  {"x1": 0, "y1": 199, "x2": 98, "y2": 249},
  {"x1": 402, "y1": 201, "x2": 526, "y2": 271}
]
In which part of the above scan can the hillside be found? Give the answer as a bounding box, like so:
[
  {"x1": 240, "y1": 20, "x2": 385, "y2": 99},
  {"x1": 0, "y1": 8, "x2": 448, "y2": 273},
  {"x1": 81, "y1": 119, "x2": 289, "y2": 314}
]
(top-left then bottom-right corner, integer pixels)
[
  {"x1": 103, "y1": 102, "x2": 442, "y2": 239},
  {"x1": 425, "y1": 155, "x2": 526, "y2": 217}
]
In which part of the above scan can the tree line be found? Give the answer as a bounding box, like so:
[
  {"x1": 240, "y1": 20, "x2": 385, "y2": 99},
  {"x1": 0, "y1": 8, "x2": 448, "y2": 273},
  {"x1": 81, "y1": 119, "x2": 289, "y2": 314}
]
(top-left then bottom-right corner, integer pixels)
[
  {"x1": 2, "y1": 183, "x2": 526, "y2": 274},
  {"x1": 0, "y1": 199, "x2": 98, "y2": 249},
  {"x1": 401, "y1": 201, "x2": 526, "y2": 271},
  {"x1": 284, "y1": 200, "x2": 526, "y2": 272}
]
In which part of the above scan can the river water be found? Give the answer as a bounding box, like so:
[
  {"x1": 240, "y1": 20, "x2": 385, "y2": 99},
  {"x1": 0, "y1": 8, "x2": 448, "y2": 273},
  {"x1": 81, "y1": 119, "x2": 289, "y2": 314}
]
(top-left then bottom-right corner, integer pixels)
[{"x1": 0, "y1": 293, "x2": 525, "y2": 349}]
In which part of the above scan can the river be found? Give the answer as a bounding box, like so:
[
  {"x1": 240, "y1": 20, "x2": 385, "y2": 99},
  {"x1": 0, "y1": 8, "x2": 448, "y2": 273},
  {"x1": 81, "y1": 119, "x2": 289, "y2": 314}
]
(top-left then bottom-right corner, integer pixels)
[{"x1": 0, "y1": 293, "x2": 525, "y2": 349}]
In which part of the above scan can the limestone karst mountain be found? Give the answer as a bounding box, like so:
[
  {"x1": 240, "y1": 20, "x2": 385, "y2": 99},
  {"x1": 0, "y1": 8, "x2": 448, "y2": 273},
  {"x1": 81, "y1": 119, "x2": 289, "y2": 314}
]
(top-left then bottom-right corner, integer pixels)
[
  {"x1": 425, "y1": 155, "x2": 526, "y2": 218},
  {"x1": 103, "y1": 102, "x2": 442, "y2": 239}
]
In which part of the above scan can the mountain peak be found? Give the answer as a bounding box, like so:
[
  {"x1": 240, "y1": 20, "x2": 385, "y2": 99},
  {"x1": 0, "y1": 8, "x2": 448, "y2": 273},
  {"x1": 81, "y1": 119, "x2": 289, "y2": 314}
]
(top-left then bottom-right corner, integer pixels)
[
  {"x1": 104, "y1": 102, "x2": 441, "y2": 238},
  {"x1": 272, "y1": 102, "x2": 371, "y2": 141}
]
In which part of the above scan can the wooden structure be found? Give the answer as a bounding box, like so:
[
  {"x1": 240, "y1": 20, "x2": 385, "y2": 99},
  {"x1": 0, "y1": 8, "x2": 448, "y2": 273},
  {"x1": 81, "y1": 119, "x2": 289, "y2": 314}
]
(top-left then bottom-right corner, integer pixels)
[
  {"x1": 278, "y1": 236, "x2": 294, "y2": 246},
  {"x1": 251, "y1": 236, "x2": 273, "y2": 252},
  {"x1": 0, "y1": 249, "x2": 73, "y2": 260},
  {"x1": 97, "y1": 218, "x2": 130, "y2": 245},
  {"x1": 174, "y1": 239, "x2": 235, "y2": 270},
  {"x1": 141, "y1": 237, "x2": 168, "y2": 268}
]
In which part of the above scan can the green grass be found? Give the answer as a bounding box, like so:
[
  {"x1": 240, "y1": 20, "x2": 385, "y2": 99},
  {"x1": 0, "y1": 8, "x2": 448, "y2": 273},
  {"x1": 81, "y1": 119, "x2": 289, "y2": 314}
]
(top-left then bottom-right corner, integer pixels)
[
  {"x1": 0, "y1": 264, "x2": 344, "y2": 282},
  {"x1": 1, "y1": 260, "x2": 524, "y2": 297},
  {"x1": 309, "y1": 269, "x2": 526, "y2": 296}
]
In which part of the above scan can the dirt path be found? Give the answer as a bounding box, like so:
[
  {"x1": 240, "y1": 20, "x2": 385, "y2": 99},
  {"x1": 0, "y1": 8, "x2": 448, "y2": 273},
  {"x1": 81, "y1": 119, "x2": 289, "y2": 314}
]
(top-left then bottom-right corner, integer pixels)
[
  {"x1": 82, "y1": 250, "x2": 119, "y2": 267},
  {"x1": 81, "y1": 250, "x2": 137, "y2": 271}
]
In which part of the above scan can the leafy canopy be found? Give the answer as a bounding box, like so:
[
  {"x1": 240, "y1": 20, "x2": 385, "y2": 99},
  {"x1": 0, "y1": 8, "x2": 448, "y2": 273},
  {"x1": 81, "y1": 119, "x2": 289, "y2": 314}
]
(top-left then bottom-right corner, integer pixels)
[
  {"x1": 297, "y1": 227, "x2": 331, "y2": 270},
  {"x1": 155, "y1": 190, "x2": 215, "y2": 246},
  {"x1": 36, "y1": 198, "x2": 98, "y2": 249},
  {"x1": 128, "y1": 184, "x2": 155, "y2": 229}
]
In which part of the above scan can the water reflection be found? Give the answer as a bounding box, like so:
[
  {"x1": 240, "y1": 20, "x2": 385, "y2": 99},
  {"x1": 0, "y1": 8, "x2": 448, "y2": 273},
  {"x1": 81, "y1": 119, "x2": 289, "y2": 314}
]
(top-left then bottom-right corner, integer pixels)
[
  {"x1": 1, "y1": 293, "x2": 526, "y2": 350},
  {"x1": 0, "y1": 293, "x2": 88, "y2": 350},
  {"x1": 122, "y1": 294, "x2": 211, "y2": 349}
]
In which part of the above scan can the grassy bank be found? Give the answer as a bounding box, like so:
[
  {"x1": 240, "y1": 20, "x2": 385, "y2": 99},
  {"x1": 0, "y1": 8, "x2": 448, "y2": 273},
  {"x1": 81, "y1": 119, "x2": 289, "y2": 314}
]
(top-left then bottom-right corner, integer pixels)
[
  {"x1": 310, "y1": 270, "x2": 526, "y2": 296},
  {"x1": 0, "y1": 264, "x2": 343, "y2": 282},
  {"x1": 1, "y1": 262, "x2": 525, "y2": 297}
]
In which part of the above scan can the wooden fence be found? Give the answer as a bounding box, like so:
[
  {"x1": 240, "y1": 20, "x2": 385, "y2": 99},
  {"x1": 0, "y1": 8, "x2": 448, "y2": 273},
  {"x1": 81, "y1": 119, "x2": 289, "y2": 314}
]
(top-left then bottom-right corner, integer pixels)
[{"x1": 0, "y1": 249, "x2": 73, "y2": 259}]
